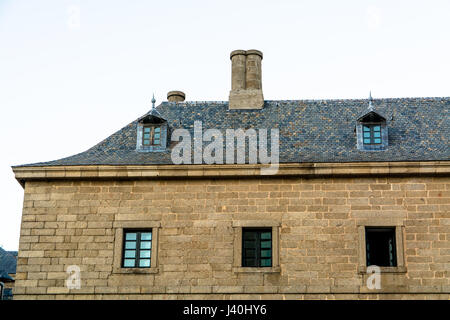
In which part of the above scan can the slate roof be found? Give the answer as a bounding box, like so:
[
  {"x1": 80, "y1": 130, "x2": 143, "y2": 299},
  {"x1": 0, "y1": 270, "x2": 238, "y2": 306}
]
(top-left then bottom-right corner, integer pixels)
[
  {"x1": 0, "y1": 248, "x2": 17, "y2": 275},
  {"x1": 14, "y1": 97, "x2": 450, "y2": 167}
]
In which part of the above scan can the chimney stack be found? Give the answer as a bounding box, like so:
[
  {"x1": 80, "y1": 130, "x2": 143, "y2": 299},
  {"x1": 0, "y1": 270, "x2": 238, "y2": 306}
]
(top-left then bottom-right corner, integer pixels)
[
  {"x1": 167, "y1": 91, "x2": 185, "y2": 102},
  {"x1": 230, "y1": 50, "x2": 246, "y2": 90},
  {"x1": 229, "y1": 49, "x2": 264, "y2": 109}
]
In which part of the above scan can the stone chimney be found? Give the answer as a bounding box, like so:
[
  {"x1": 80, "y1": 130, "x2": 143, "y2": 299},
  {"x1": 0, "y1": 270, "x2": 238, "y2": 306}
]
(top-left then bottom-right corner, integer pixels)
[
  {"x1": 167, "y1": 91, "x2": 185, "y2": 102},
  {"x1": 229, "y1": 49, "x2": 264, "y2": 109}
]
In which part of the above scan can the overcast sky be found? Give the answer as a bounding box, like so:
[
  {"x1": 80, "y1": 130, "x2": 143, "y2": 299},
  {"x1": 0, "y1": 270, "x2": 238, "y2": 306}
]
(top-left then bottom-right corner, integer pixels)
[{"x1": 0, "y1": 0, "x2": 449, "y2": 250}]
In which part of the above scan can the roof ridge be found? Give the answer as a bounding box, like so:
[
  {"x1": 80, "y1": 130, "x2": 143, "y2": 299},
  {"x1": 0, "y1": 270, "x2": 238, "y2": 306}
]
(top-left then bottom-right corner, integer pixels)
[{"x1": 160, "y1": 97, "x2": 450, "y2": 105}]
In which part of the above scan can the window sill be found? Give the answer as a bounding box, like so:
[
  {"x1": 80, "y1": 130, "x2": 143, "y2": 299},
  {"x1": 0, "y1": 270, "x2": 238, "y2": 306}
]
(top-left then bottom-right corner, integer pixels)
[
  {"x1": 358, "y1": 266, "x2": 406, "y2": 274},
  {"x1": 113, "y1": 267, "x2": 159, "y2": 274},
  {"x1": 233, "y1": 267, "x2": 281, "y2": 273}
]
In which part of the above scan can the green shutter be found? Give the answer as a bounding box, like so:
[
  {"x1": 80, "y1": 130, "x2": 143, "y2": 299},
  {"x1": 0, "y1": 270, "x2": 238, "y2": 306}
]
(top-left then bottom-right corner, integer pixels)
[
  {"x1": 243, "y1": 230, "x2": 258, "y2": 267},
  {"x1": 242, "y1": 228, "x2": 272, "y2": 267}
]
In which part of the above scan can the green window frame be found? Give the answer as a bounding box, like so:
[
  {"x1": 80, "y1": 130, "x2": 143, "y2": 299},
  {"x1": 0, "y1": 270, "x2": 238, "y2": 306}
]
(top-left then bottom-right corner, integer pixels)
[
  {"x1": 362, "y1": 124, "x2": 382, "y2": 145},
  {"x1": 122, "y1": 230, "x2": 152, "y2": 268},
  {"x1": 143, "y1": 126, "x2": 161, "y2": 146},
  {"x1": 365, "y1": 227, "x2": 397, "y2": 267},
  {"x1": 242, "y1": 228, "x2": 272, "y2": 267}
]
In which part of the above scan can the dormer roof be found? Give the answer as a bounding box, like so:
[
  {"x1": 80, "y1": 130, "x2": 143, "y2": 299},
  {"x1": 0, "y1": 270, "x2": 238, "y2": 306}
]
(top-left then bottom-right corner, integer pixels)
[
  {"x1": 357, "y1": 110, "x2": 386, "y2": 122},
  {"x1": 357, "y1": 94, "x2": 387, "y2": 122},
  {"x1": 137, "y1": 109, "x2": 166, "y2": 124}
]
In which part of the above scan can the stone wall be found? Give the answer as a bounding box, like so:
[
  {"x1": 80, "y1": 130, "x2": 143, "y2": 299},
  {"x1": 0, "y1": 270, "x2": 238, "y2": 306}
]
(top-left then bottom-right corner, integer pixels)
[{"x1": 13, "y1": 175, "x2": 450, "y2": 299}]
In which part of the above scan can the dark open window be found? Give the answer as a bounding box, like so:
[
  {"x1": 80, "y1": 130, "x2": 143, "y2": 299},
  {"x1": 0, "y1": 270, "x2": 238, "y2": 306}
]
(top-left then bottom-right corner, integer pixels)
[
  {"x1": 122, "y1": 230, "x2": 152, "y2": 268},
  {"x1": 365, "y1": 227, "x2": 397, "y2": 267},
  {"x1": 363, "y1": 124, "x2": 382, "y2": 145},
  {"x1": 143, "y1": 126, "x2": 161, "y2": 146},
  {"x1": 242, "y1": 228, "x2": 272, "y2": 267}
]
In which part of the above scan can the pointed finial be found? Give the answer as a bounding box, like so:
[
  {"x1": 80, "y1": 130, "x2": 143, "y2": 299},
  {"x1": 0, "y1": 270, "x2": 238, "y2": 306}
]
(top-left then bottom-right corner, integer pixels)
[
  {"x1": 151, "y1": 94, "x2": 156, "y2": 109},
  {"x1": 368, "y1": 91, "x2": 374, "y2": 111}
]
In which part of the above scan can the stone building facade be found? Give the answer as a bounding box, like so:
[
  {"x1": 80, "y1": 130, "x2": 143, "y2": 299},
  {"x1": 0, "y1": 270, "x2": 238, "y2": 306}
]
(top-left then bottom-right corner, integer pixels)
[{"x1": 12, "y1": 49, "x2": 450, "y2": 300}]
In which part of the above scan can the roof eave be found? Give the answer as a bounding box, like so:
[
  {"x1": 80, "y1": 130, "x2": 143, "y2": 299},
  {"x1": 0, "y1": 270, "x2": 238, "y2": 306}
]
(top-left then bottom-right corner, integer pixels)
[{"x1": 11, "y1": 161, "x2": 450, "y2": 185}]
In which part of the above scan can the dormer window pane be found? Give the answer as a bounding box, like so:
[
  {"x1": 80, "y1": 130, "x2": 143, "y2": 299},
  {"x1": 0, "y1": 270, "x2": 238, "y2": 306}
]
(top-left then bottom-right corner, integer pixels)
[
  {"x1": 142, "y1": 126, "x2": 162, "y2": 146},
  {"x1": 362, "y1": 125, "x2": 382, "y2": 145}
]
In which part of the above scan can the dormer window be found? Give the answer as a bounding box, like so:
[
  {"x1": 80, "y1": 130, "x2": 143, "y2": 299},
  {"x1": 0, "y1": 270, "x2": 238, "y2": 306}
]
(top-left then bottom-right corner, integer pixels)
[
  {"x1": 356, "y1": 106, "x2": 388, "y2": 151},
  {"x1": 136, "y1": 108, "x2": 167, "y2": 152},
  {"x1": 143, "y1": 125, "x2": 161, "y2": 146},
  {"x1": 362, "y1": 124, "x2": 382, "y2": 145}
]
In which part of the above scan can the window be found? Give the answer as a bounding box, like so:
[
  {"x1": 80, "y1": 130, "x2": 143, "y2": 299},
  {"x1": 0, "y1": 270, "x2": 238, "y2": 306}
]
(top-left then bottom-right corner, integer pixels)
[
  {"x1": 365, "y1": 227, "x2": 397, "y2": 267},
  {"x1": 242, "y1": 228, "x2": 272, "y2": 267},
  {"x1": 356, "y1": 110, "x2": 388, "y2": 151},
  {"x1": 122, "y1": 230, "x2": 152, "y2": 268},
  {"x1": 113, "y1": 222, "x2": 160, "y2": 274},
  {"x1": 357, "y1": 222, "x2": 406, "y2": 273},
  {"x1": 232, "y1": 221, "x2": 280, "y2": 273},
  {"x1": 363, "y1": 125, "x2": 382, "y2": 145},
  {"x1": 143, "y1": 126, "x2": 161, "y2": 146},
  {"x1": 136, "y1": 113, "x2": 167, "y2": 152}
]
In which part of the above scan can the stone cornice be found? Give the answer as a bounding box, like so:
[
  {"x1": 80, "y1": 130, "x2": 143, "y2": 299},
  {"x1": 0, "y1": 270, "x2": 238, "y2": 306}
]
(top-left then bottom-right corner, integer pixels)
[{"x1": 12, "y1": 161, "x2": 450, "y2": 188}]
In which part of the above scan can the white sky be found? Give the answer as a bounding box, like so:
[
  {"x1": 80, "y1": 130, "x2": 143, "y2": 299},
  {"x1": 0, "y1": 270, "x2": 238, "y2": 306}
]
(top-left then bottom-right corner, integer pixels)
[{"x1": 0, "y1": 0, "x2": 449, "y2": 250}]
